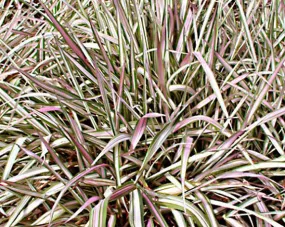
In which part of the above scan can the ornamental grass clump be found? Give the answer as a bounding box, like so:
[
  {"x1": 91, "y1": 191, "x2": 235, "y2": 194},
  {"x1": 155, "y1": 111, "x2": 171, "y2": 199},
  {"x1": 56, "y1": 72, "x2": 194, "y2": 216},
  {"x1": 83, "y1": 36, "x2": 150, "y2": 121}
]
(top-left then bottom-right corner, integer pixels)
[{"x1": 0, "y1": 0, "x2": 285, "y2": 226}]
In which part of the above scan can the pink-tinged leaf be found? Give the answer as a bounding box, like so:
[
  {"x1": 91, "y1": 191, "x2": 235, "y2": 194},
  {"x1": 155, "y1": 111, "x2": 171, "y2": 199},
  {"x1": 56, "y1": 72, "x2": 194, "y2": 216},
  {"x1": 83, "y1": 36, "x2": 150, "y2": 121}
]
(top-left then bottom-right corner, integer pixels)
[
  {"x1": 49, "y1": 164, "x2": 108, "y2": 224},
  {"x1": 38, "y1": 133, "x2": 73, "y2": 180},
  {"x1": 92, "y1": 133, "x2": 131, "y2": 165},
  {"x1": 195, "y1": 191, "x2": 218, "y2": 227},
  {"x1": 108, "y1": 214, "x2": 116, "y2": 227},
  {"x1": 38, "y1": 106, "x2": 61, "y2": 113},
  {"x1": 65, "y1": 196, "x2": 101, "y2": 223},
  {"x1": 202, "y1": 130, "x2": 247, "y2": 170},
  {"x1": 38, "y1": 0, "x2": 89, "y2": 65},
  {"x1": 180, "y1": 52, "x2": 192, "y2": 67},
  {"x1": 66, "y1": 115, "x2": 94, "y2": 165},
  {"x1": 211, "y1": 200, "x2": 283, "y2": 227},
  {"x1": 63, "y1": 51, "x2": 98, "y2": 83},
  {"x1": 147, "y1": 218, "x2": 154, "y2": 227},
  {"x1": 1, "y1": 182, "x2": 44, "y2": 198},
  {"x1": 157, "y1": 24, "x2": 170, "y2": 119},
  {"x1": 89, "y1": 18, "x2": 116, "y2": 123},
  {"x1": 173, "y1": 141, "x2": 184, "y2": 162},
  {"x1": 281, "y1": 0, "x2": 285, "y2": 13},
  {"x1": 256, "y1": 199, "x2": 273, "y2": 227},
  {"x1": 16, "y1": 68, "x2": 79, "y2": 100},
  {"x1": 208, "y1": 13, "x2": 217, "y2": 69},
  {"x1": 109, "y1": 182, "x2": 136, "y2": 201},
  {"x1": 247, "y1": 106, "x2": 285, "y2": 131},
  {"x1": 21, "y1": 147, "x2": 64, "y2": 182},
  {"x1": 131, "y1": 113, "x2": 165, "y2": 150},
  {"x1": 174, "y1": 115, "x2": 223, "y2": 132},
  {"x1": 181, "y1": 137, "x2": 193, "y2": 208},
  {"x1": 215, "y1": 52, "x2": 249, "y2": 91},
  {"x1": 0, "y1": 66, "x2": 34, "y2": 81},
  {"x1": 136, "y1": 122, "x2": 174, "y2": 182},
  {"x1": 141, "y1": 191, "x2": 169, "y2": 227},
  {"x1": 90, "y1": 197, "x2": 109, "y2": 227},
  {"x1": 143, "y1": 113, "x2": 165, "y2": 118},
  {"x1": 189, "y1": 172, "x2": 271, "y2": 194},
  {"x1": 168, "y1": 6, "x2": 174, "y2": 41},
  {"x1": 176, "y1": 8, "x2": 193, "y2": 61},
  {"x1": 63, "y1": 128, "x2": 94, "y2": 165},
  {"x1": 89, "y1": 19, "x2": 114, "y2": 73},
  {"x1": 218, "y1": 172, "x2": 270, "y2": 181},
  {"x1": 192, "y1": 73, "x2": 249, "y2": 113},
  {"x1": 116, "y1": 63, "x2": 125, "y2": 112},
  {"x1": 194, "y1": 52, "x2": 229, "y2": 118},
  {"x1": 113, "y1": 0, "x2": 139, "y2": 52},
  {"x1": 219, "y1": 130, "x2": 245, "y2": 151},
  {"x1": 157, "y1": 27, "x2": 166, "y2": 96},
  {"x1": 244, "y1": 56, "x2": 285, "y2": 126},
  {"x1": 11, "y1": 29, "x2": 34, "y2": 37}
]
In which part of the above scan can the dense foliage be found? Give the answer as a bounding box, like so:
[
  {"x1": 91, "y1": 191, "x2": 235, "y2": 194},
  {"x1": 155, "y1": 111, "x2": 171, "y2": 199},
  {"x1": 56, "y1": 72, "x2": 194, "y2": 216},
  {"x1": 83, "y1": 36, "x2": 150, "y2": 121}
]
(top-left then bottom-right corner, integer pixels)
[{"x1": 0, "y1": 0, "x2": 285, "y2": 226}]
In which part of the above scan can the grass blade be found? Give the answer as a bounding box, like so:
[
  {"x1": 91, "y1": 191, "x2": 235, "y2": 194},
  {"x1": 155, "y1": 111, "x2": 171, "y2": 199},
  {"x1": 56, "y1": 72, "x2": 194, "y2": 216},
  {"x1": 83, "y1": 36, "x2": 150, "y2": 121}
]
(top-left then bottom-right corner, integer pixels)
[
  {"x1": 2, "y1": 137, "x2": 26, "y2": 180},
  {"x1": 194, "y1": 52, "x2": 229, "y2": 118}
]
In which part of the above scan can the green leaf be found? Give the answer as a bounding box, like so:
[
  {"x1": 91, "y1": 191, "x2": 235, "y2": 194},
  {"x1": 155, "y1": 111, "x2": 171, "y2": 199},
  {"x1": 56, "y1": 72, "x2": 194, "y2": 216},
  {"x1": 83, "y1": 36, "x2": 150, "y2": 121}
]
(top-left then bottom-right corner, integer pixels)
[
  {"x1": 136, "y1": 122, "x2": 174, "y2": 181},
  {"x1": 89, "y1": 198, "x2": 109, "y2": 227},
  {"x1": 2, "y1": 137, "x2": 27, "y2": 180}
]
